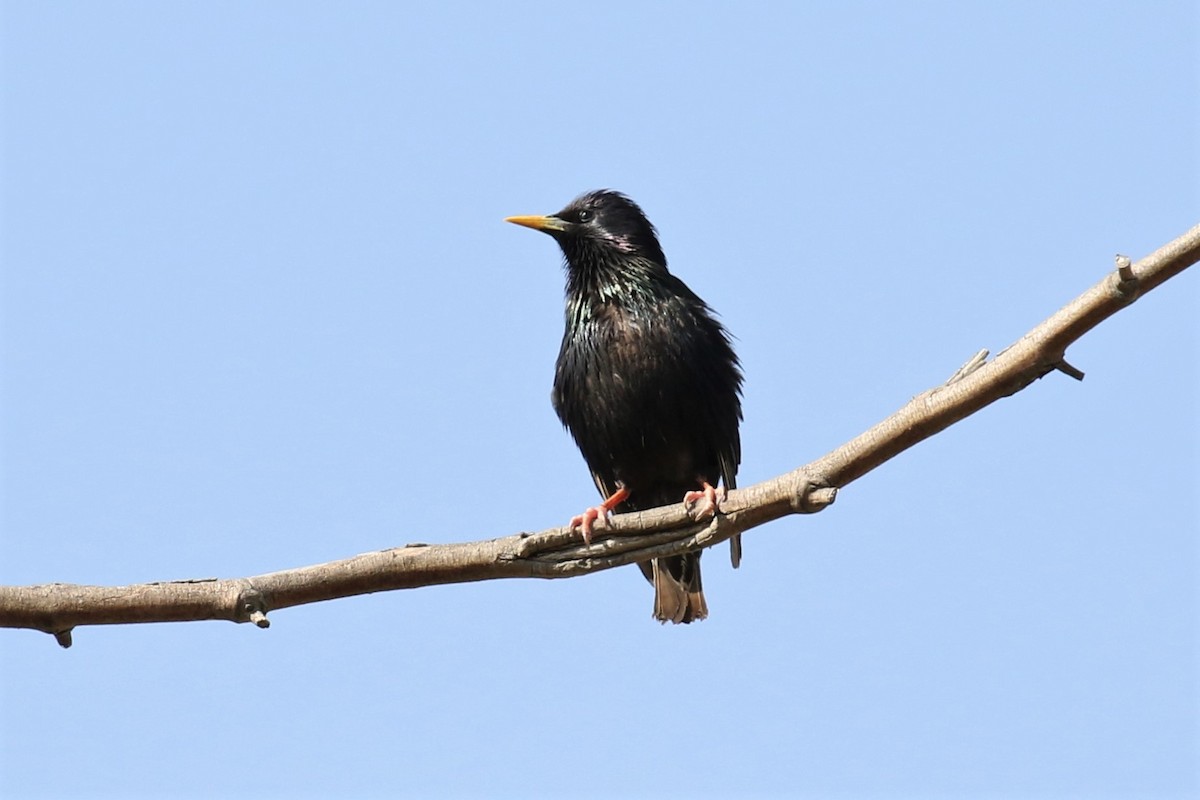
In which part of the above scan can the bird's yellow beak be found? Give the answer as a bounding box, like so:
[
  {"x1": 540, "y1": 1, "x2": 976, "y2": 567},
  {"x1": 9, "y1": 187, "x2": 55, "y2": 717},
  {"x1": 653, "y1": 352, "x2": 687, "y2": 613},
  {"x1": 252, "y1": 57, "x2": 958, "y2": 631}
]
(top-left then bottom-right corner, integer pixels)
[{"x1": 505, "y1": 214, "x2": 569, "y2": 233}]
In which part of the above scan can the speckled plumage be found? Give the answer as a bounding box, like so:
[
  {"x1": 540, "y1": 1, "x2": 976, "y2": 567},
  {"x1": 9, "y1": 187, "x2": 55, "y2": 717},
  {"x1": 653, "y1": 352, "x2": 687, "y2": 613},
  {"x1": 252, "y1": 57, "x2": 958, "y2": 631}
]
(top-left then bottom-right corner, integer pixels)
[{"x1": 508, "y1": 190, "x2": 743, "y2": 623}]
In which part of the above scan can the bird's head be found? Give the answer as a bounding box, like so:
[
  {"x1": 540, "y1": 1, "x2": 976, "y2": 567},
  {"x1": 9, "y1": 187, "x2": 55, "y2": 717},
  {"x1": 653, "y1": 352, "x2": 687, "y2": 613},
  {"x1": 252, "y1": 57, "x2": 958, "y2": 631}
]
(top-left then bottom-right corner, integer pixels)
[{"x1": 506, "y1": 190, "x2": 668, "y2": 273}]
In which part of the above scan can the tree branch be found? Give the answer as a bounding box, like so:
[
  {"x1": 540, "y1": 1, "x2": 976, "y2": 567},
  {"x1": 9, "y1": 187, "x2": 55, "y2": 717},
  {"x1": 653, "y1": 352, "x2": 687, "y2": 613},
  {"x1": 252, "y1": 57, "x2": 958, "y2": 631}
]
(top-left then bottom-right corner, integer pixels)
[{"x1": 4, "y1": 223, "x2": 1198, "y2": 647}]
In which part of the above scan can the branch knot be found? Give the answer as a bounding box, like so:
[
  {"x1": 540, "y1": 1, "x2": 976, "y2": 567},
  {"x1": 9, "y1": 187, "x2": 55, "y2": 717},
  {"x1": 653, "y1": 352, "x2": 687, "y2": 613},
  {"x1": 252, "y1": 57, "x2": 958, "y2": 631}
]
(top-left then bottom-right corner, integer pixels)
[
  {"x1": 1113, "y1": 254, "x2": 1140, "y2": 303},
  {"x1": 233, "y1": 584, "x2": 271, "y2": 628},
  {"x1": 788, "y1": 473, "x2": 836, "y2": 514}
]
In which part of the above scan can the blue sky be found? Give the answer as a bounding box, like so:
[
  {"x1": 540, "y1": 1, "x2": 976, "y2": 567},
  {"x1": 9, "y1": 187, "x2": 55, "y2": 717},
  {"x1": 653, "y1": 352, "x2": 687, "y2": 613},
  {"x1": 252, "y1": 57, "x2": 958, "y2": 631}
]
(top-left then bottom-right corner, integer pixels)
[{"x1": 2, "y1": 2, "x2": 1197, "y2": 798}]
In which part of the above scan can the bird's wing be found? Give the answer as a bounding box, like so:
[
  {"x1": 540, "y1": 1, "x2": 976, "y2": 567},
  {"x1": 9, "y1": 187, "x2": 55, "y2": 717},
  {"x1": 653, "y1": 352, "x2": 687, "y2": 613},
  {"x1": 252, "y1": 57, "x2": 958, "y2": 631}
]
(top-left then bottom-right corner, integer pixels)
[
  {"x1": 721, "y1": 441, "x2": 743, "y2": 568},
  {"x1": 719, "y1": 446, "x2": 739, "y2": 492},
  {"x1": 716, "y1": 395, "x2": 742, "y2": 567}
]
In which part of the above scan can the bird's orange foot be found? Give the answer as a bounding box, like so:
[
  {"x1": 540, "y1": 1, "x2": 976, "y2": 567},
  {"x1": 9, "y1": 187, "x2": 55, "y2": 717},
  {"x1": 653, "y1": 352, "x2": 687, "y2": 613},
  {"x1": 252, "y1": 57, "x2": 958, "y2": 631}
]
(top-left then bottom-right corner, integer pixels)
[
  {"x1": 569, "y1": 506, "x2": 605, "y2": 545},
  {"x1": 569, "y1": 485, "x2": 630, "y2": 545},
  {"x1": 684, "y1": 480, "x2": 724, "y2": 519}
]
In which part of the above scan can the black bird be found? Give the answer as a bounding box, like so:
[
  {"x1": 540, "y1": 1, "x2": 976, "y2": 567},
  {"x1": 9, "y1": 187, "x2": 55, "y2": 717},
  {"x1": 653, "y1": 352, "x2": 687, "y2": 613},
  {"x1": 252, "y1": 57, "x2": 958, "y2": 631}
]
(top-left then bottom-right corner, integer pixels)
[{"x1": 506, "y1": 190, "x2": 743, "y2": 623}]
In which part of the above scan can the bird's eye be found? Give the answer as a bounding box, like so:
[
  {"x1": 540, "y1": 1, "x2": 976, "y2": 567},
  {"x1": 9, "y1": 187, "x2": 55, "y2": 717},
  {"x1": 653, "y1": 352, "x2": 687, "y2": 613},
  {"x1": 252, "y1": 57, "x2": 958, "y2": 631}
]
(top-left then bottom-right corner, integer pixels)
[{"x1": 577, "y1": 209, "x2": 593, "y2": 223}]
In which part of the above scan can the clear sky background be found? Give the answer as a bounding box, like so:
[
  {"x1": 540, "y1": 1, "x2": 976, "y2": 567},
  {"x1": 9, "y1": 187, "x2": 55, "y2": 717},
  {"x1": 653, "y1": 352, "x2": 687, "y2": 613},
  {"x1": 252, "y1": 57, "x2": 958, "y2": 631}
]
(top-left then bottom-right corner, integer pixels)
[{"x1": 2, "y1": 3, "x2": 1197, "y2": 798}]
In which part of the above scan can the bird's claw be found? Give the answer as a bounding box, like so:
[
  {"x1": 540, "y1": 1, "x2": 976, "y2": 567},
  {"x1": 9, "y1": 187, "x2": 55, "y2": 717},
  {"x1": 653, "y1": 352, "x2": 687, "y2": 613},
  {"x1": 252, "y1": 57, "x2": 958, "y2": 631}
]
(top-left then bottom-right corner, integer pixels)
[
  {"x1": 569, "y1": 506, "x2": 606, "y2": 545},
  {"x1": 683, "y1": 481, "x2": 723, "y2": 520},
  {"x1": 569, "y1": 485, "x2": 630, "y2": 545}
]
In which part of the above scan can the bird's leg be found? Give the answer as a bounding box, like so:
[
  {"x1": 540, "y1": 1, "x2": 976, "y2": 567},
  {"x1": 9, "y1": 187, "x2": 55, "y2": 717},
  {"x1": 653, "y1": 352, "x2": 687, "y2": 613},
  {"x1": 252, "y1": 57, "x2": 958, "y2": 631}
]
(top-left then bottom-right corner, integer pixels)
[
  {"x1": 570, "y1": 485, "x2": 631, "y2": 544},
  {"x1": 683, "y1": 480, "x2": 723, "y2": 519}
]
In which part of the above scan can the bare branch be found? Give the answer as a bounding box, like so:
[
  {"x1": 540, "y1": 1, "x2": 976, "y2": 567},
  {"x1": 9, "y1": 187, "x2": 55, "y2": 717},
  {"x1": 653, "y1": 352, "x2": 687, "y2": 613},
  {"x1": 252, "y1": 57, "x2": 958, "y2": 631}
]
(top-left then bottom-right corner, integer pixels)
[{"x1": 3, "y1": 223, "x2": 1198, "y2": 647}]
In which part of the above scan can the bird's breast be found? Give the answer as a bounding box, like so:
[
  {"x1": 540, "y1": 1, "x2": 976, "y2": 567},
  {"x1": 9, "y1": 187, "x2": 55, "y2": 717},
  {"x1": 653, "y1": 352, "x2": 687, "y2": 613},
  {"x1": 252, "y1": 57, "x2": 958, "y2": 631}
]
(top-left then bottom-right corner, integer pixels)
[{"x1": 553, "y1": 300, "x2": 720, "y2": 494}]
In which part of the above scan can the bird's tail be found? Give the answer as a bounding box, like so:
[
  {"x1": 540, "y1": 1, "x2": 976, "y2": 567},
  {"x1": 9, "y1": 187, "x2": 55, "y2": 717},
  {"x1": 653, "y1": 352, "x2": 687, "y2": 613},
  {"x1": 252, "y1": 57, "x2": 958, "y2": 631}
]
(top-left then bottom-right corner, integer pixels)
[{"x1": 645, "y1": 553, "x2": 707, "y2": 624}]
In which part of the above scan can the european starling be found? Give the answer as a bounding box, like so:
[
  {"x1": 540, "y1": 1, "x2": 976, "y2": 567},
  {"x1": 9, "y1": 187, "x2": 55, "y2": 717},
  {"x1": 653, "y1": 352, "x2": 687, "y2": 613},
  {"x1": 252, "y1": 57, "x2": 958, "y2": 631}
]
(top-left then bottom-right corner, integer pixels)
[{"x1": 506, "y1": 190, "x2": 743, "y2": 624}]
